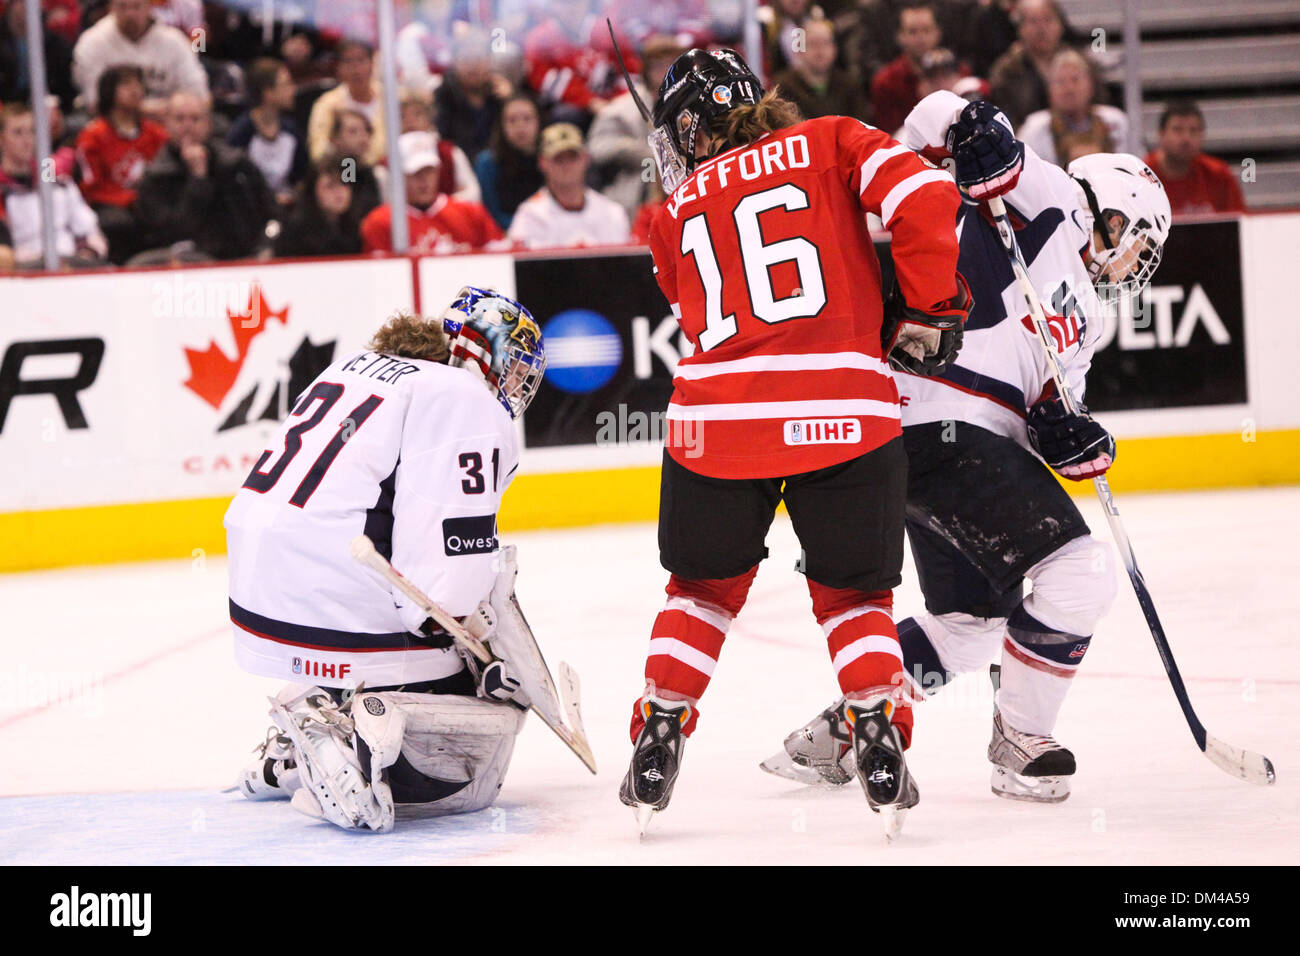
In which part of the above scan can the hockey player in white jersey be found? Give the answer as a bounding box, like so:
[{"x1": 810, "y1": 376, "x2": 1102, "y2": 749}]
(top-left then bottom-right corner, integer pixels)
[
  {"x1": 764, "y1": 91, "x2": 1171, "y2": 802},
  {"x1": 225, "y1": 286, "x2": 547, "y2": 831}
]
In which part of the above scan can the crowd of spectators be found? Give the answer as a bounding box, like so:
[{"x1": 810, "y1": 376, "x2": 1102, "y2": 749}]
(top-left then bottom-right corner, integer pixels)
[{"x1": 0, "y1": 0, "x2": 1256, "y2": 271}]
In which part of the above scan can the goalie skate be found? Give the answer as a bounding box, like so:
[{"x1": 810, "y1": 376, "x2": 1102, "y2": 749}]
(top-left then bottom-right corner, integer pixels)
[
  {"x1": 759, "y1": 699, "x2": 854, "y2": 786},
  {"x1": 231, "y1": 726, "x2": 300, "y2": 800},
  {"x1": 845, "y1": 691, "x2": 919, "y2": 841},
  {"x1": 270, "y1": 687, "x2": 393, "y2": 831}
]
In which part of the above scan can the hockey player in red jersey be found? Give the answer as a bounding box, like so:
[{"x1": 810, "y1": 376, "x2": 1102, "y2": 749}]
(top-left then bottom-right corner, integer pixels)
[
  {"x1": 764, "y1": 92, "x2": 1173, "y2": 804},
  {"x1": 619, "y1": 46, "x2": 970, "y2": 835}
]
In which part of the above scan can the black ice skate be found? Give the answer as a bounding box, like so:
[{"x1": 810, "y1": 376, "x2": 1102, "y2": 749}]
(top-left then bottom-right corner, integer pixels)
[
  {"x1": 759, "y1": 698, "x2": 855, "y2": 786},
  {"x1": 620, "y1": 696, "x2": 690, "y2": 836},
  {"x1": 845, "y1": 690, "x2": 919, "y2": 841},
  {"x1": 987, "y1": 664, "x2": 1075, "y2": 803}
]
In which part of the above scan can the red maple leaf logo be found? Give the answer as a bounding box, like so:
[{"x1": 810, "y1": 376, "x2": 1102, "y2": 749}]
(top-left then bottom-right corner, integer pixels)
[{"x1": 182, "y1": 283, "x2": 289, "y2": 409}]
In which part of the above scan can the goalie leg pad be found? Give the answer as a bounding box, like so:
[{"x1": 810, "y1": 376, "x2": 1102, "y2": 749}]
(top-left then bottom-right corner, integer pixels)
[{"x1": 352, "y1": 691, "x2": 525, "y2": 817}]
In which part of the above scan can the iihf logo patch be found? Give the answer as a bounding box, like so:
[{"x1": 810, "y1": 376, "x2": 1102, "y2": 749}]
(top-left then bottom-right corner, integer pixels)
[
  {"x1": 712, "y1": 85, "x2": 732, "y2": 106},
  {"x1": 292, "y1": 657, "x2": 302, "y2": 674},
  {"x1": 363, "y1": 696, "x2": 385, "y2": 716},
  {"x1": 790, "y1": 422, "x2": 803, "y2": 443}
]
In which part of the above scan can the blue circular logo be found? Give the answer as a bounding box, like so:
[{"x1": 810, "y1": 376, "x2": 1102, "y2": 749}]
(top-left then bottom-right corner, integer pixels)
[{"x1": 541, "y1": 309, "x2": 623, "y2": 394}]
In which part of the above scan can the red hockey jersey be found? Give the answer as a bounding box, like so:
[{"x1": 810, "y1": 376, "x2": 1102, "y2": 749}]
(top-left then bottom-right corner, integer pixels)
[
  {"x1": 649, "y1": 115, "x2": 961, "y2": 479},
  {"x1": 360, "y1": 195, "x2": 503, "y2": 255},
  {"x1": 523, "y1": 16, "x2": 638, "y2": 110},
  {"x1": 75, "y1": 117, "x2": 168, "y2": 207}
]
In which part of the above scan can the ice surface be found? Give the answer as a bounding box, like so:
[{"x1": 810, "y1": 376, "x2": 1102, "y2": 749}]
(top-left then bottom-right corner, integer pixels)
[{"x1": 1, "y1": 487, "x2": 1296, "y2": 865}]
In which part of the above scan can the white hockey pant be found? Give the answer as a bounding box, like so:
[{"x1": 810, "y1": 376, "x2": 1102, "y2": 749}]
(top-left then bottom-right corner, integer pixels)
[{"x1": 910, "y1": 536, "x2": 1116, "y2": 734}]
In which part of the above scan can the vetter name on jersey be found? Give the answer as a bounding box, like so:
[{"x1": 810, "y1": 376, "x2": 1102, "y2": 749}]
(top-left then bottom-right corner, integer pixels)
[
  {"x1": 667, "y1": 134, "x2": 812, "y2": 218},
  {"x1": 340, "y1": 351, "x2": 423, "y2": 384}
]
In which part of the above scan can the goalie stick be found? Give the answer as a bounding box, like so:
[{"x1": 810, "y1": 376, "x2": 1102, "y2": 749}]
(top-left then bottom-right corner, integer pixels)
[
  {"x1": 350, "y1": 535, "x2": 598, "y2": 774},
  {"x1": 986, "y1": 194, "x2": 1275, "y2": 786}
]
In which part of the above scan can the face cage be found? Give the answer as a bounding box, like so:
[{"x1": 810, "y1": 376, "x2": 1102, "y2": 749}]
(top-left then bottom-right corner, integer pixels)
[
  {"x1": 1088, "y1": 225, "x2": 1164, "y2": 296},
  {"x1": 497, "y1": 341, "x2": 546, "y2": 419},
  {"x1": 649, "y1": 124, "x2": 691, "y2": 194}
]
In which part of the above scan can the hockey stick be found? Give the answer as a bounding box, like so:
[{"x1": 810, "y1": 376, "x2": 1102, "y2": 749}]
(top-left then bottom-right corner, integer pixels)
[
  {"x1": 350, "y1": 535, "x2": 598, "y2": 774},
  {"x1": 985, "y1": 195, "x2": 1275, "y2": 786}
]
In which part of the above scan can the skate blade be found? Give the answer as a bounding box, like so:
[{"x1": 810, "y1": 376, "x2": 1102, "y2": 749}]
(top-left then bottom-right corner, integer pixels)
[
  {"x1": 759, "y1": 750, "x2": 847, "y2": 787},
  {"x1": 631, "y1": 803, "x2": 657, "y2": 838},
  {"x1": 990, "y1": 766, "x2": 1070, "y2": 803},
  {"x1": 879, "y1": 805, "x2": 909, "y2": 842},
  {"x1": 291, "y1": 787, "x2": 325, "y2": 820}
]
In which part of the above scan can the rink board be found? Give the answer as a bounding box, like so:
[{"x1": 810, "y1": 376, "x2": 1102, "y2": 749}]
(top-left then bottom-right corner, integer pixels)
[
  {"x1": 3, "y1": 428, "x2": 1298, "y2": 572},
  {"x1": 2, "y1": 214, "x2": 1298, "y2": 571}
]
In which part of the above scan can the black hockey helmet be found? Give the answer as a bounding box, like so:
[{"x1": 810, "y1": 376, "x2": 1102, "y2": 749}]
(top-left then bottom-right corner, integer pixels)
[{"x1": 648, "y1": 48, "x2": 763, "y2": 192}]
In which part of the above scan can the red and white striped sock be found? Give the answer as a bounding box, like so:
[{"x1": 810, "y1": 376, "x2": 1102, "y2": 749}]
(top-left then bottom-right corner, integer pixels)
[
  {"x1": 630, "y1": 568, "x2": 758, "y2": 741},
  {"x1": 808, "y1": 581, "x2": 913, "y2": 747}
]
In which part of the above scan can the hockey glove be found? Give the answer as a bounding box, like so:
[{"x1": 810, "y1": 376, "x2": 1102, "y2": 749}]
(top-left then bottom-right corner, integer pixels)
[
  {"x1": 1027, "y1": 386, "x2": 1116, "y2": 480},
  {"x1": 945, "y1": 100, "x2": 1024, "y2": 200},
  {"x1": 881, "y1": 271, "x2": 971, "y2": 376}
]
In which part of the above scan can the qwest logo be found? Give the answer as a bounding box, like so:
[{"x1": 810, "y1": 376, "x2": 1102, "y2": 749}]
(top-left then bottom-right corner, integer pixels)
[
  {"x1": 49, "y1": 886, "x2": 151, "y2": 936},
  {"x1": 181, "y1": 284, "x2": 335, "y2": 432},
  {"x1": 443, "y1": 515, "x2": 498, "y2": 555}
]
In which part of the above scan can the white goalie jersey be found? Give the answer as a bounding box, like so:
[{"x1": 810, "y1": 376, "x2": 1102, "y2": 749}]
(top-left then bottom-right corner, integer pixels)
[
  {"x1": 225, "y1": 350, "x2": 519, "y2": 689},
  {"x1": 896, "y1": 91, "x2": 1102, "y2": 448}
]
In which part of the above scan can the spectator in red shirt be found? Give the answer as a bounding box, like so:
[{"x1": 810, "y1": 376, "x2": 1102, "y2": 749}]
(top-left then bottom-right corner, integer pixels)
[
  {"x1": 871, "y1": 2, "x2": 953, "y2": 135},
  {"x1": 75, "y1": 64, "x2": 167, "y2": 262},
  {"x1": 42, "y1": 0, "x2": 81, "y2": 47},
  {"x1": 1144, "y1": 99, "x2": 1246, "y2": 215},
  {"x1": 523, "y1": 0, "x2": 638, "y2": 126},
  {"x1": 360, "y1": 131, "x2": 503, "y2": 254}
]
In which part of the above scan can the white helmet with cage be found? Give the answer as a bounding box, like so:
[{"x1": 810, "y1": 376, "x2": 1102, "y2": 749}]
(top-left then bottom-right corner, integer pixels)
[{"x1": 1067, "y1": 152, "x2": 1173, "y2": 295}]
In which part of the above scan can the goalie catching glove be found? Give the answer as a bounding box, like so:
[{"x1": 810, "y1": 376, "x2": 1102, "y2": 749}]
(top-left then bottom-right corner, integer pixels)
[
  {"x1": 881, "y1": 271, "x2": 971, "y2": 376},
  {"x1": 1027, "y1": 383, "x2": 1116, "y2": 480}
]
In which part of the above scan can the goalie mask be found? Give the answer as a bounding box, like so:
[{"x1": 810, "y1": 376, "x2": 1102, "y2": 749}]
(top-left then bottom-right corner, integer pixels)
[
  {"x1": 1067, "y1": 152, "x2": 1172, "y2": 296},
  {"x1": 649, "y1": 48, "x2": 763, "y2": 193},
  {"x1": 441, "y1": 286, "x2": 545, "y2": 419}
]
